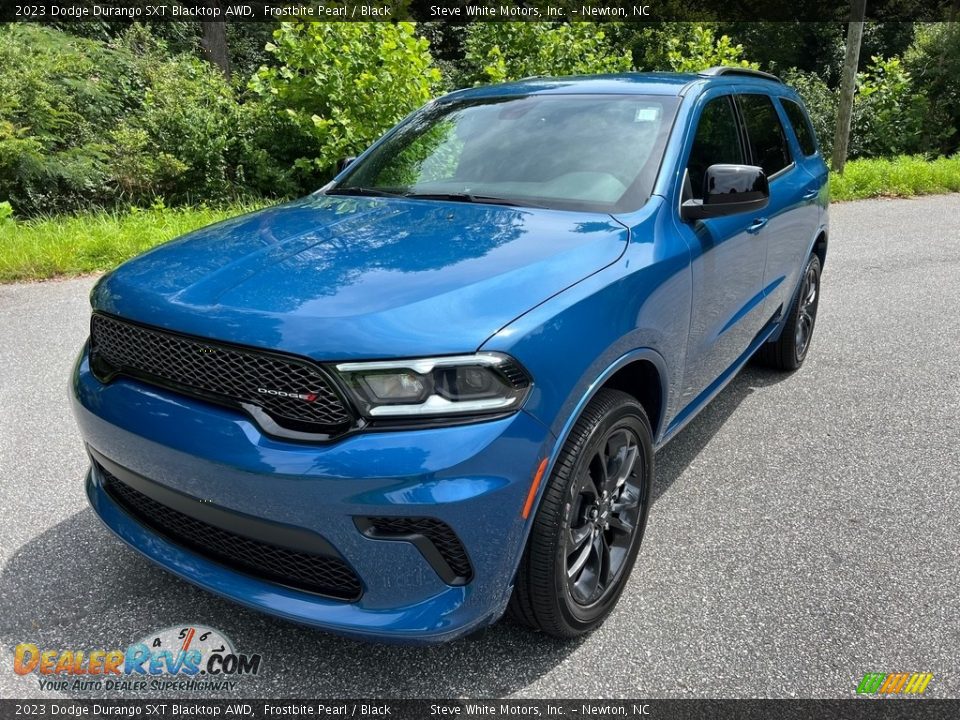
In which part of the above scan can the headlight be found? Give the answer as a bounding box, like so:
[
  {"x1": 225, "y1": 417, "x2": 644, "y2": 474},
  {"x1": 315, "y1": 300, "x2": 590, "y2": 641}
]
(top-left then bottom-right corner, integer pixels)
[{"x1": 334, "y1": 353, "x2": 532, "y2": 419}]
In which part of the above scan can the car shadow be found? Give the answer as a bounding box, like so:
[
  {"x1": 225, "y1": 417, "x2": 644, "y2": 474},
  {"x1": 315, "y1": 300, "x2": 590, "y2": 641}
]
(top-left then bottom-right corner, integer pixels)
[
  {"x1": 0, "y1": 364, "x2": 789, "y2": 698},
  {"x1": 0, "y1": 508, "x2": 586, "y2": 698},
  {"x1": 651, "y1": 363, "x2": 792, "y2": 504}
]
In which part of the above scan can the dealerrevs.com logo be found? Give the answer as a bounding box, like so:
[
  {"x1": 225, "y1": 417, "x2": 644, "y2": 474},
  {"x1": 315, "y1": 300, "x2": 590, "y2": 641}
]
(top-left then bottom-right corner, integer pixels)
[{"x1": 13, "y1": 625, "x2": 262, "y2": 693}]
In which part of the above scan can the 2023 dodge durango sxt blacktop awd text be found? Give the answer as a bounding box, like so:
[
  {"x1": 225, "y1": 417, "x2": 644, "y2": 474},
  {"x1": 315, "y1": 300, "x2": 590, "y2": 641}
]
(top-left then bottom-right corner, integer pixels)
[{"x1": 72, "y1": 68, "x2": 828, "y2": 643}]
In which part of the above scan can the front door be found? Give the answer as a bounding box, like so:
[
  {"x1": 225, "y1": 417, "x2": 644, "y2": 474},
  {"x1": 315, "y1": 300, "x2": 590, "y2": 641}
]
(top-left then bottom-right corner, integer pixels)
[{"x1": 672, "y1": 92, "x2": 770, "y2": 412}]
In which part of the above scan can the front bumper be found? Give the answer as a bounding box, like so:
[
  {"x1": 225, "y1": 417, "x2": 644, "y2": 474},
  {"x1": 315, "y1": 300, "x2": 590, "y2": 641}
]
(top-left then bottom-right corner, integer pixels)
[{"x1": 72, "y1": 348, "x2": 553, "y2": 644}]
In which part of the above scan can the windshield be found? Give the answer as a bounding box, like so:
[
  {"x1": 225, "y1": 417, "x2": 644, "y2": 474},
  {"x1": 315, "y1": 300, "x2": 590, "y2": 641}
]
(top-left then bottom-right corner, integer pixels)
[{"x1": 333, "y1": 94, "x2": 679, "y2": 213}]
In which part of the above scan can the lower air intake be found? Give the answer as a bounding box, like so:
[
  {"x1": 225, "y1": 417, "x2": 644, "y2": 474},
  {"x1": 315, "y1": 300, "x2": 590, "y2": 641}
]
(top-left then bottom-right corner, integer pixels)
[
  {"x1": 100, "y1": 465, "x2": 362, "y2": 601},
  {"x1": 357, "y1": 516, "x2": 473, "y2": 585}
]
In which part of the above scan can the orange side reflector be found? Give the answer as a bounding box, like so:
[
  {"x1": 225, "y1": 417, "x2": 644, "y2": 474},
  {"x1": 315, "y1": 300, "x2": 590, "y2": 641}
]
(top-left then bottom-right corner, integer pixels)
[{"x1": 521, "y1": 458, "x2": 550, "y2": 519}]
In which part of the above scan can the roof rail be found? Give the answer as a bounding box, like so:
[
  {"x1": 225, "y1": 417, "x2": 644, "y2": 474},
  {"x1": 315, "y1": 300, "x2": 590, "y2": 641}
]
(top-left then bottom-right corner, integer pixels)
[{"x1": 699, "y1": 66, "x2": 782, "y2": 83}]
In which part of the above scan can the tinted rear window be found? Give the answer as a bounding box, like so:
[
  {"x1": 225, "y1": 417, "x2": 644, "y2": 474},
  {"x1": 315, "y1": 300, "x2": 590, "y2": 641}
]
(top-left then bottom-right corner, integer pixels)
[{"x1": 781, "y1": 98, "x2": 818, "y2": 156}]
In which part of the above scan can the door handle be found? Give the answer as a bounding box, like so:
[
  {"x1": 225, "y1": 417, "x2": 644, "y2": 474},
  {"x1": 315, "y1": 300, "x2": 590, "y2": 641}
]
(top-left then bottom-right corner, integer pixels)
[
  {"x1": 746, "y1": 217, "x2": 768, "y2": 234},
  {"x1": 803, "y1": 188, "x2": 819, "y2": 200}
]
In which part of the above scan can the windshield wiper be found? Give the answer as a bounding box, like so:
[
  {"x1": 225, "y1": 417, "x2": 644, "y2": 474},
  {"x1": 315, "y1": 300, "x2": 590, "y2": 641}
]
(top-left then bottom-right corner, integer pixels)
[
  {"x1": 328, "y1": 187, "x2": 548, "y2": 209},
  {"x1": 326, "y1": 186, "x2": 408, "y2": 199},
  {"x1": 403, "y1": 192, "x2": 548, "y2": 209}
]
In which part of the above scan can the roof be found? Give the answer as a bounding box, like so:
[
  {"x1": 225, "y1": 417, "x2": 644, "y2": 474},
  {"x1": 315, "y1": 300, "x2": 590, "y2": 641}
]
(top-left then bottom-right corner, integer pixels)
[{"x1": 440, "y1": 69, "x2": 786, "y2": 103}]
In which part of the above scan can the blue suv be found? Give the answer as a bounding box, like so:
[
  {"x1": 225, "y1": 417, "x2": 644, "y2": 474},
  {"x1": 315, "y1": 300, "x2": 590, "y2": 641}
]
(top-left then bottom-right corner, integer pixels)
[{"x1": 72, "y1": 68, "x2": 828, "y2": 643}]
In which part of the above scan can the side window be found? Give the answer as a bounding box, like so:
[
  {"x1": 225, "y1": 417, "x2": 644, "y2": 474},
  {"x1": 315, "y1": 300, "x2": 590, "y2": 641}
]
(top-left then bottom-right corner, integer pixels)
[
  {"x1": 686, "y1": 97, "x2": 744, "y2": 200},
  {"x1": 738, "y1": 94, "x2": 792, "y2": 177},
  {"x1": 781, "y1": 98, "x2": 818, "y2": 157}
]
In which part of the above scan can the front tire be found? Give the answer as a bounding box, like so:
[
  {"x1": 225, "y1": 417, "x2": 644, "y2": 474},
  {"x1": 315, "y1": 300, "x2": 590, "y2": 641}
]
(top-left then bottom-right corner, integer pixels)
[
  {"x1": 756, "y1": 254, "x2": 822, "y2": 371},
  {"x1": 508, "y1": 389, "x2": 653, "y2": 638}
]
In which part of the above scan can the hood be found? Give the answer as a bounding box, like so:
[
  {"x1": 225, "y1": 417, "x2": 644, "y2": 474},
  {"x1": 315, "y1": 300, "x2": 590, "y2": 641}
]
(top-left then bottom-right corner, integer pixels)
[{"x1": 92, "y1": 195, "x2": 633, "y2": 359}]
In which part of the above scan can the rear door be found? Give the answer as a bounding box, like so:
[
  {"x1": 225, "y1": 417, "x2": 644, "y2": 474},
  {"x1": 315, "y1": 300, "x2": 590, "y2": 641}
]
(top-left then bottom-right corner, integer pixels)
[
  {"x1": 780, "y1": 95, "x2": 829, "y2": 229},
  {"x1": 735, "y1": 92, "x2": 820, "y2": 319},
  {"x1": 673, "y1": 90, "x2": 769, "y2": 409}
]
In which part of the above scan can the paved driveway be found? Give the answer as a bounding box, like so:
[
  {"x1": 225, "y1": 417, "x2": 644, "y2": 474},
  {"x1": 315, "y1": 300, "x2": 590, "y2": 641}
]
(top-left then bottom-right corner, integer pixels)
[{"x1": 1, "y1": 195, "x2": 958, "y2": 699}]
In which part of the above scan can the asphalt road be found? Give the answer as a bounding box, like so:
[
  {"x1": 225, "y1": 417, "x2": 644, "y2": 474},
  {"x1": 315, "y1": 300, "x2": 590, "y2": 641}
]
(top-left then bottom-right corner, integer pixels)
[{"x1": 1, "y1": 195, "x2": 959, "y2": 700}]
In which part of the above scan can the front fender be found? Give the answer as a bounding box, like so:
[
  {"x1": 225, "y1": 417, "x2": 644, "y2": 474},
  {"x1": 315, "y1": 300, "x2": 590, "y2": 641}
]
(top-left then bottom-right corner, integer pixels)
[
  {"x1": 482, "y1": 196, "x2": 690, "y2": 443},
  {"x1": 481, "y1": 259, "x2": 687, "y2": 573},
  {"x1": 545, "y1": 346, "x2": 670, "y2": 460}
]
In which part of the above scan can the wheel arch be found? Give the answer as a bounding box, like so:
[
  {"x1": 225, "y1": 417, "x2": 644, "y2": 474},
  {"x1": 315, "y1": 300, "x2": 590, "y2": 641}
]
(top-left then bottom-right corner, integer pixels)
[
  {"x1": 813, "y1": 229, "x2": 828, "y2": 268},
  {"x1": 542, "y1": 348, "x2": 669, "y2": 486},
  {"x1": 600, "y1": 359, "x2": 664, "y2": 442}
]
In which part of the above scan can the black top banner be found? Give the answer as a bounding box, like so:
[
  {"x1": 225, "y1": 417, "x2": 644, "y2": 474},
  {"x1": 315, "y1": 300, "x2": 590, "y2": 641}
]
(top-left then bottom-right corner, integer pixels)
[{"x1": 3, "y1": 0, "x2": 960, "y2": 23}]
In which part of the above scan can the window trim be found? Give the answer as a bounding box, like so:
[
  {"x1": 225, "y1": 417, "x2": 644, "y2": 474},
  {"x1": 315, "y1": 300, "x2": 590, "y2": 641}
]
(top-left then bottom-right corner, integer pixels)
[{"x1": 767, "y1": 161, "x2": 796, "y2": 183}]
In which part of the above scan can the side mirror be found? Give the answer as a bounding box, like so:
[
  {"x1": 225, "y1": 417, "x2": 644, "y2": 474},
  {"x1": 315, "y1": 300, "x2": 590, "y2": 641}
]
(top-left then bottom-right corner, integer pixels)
[
  {"x1": 336, "y1": 156, "x2": 356, "y2": 174},
  {"x1": 681, "y1": 164, "x2": 769, "y2": 221}
]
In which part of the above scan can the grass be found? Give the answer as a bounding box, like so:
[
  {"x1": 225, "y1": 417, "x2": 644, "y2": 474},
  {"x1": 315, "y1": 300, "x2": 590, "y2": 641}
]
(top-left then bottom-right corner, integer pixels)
[
  {"x1": 1, "y1": 154, "x2": 960, "y2": 282},
  {"x1": 830, "y1": 154, "x2": 960, "y2": 201},
  {"x1": 0, "y1": 201, "x2": 267, "y2": 283}
]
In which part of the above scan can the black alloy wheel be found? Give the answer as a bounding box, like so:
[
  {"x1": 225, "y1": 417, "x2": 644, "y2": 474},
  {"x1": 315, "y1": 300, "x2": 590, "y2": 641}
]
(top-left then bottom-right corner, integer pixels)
[
  {"x1": 756, "y1": 253, "x2": 822, "y2": 371},
  {"x1": 794, "y1": 259, "x2": 819, "y2": 360},
  {"x1": 509, "y1": 389, "x2": 653, "y2": 637},
  {"x1": 564, "y1": 426, "x2": 645, "y2": 609}
]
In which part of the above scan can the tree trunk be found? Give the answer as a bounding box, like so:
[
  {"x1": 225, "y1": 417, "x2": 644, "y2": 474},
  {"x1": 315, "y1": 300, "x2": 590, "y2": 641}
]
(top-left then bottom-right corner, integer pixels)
[
  {"x1": 200, "y1": 2, "x2": 230, "y2": 80},
  {"x1": 831, "y1": 0, "x2": 867, "y2": 174}
]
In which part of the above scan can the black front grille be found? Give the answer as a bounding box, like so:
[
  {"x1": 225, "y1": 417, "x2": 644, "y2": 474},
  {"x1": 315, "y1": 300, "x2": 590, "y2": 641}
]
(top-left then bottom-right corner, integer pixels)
[
  {"x1": 100, "y1": 466, "x2": 362, "y2": 600},
  {"x1": 365, "y1": 517, "x2": 473, "y2": 582},
  {"x1": 90, "y1": 313, "x2": 352, "y2": 435}
]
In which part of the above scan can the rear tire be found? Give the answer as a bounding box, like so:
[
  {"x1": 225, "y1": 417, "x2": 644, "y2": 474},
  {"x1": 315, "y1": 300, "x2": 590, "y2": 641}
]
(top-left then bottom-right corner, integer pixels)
[
  {"x1": 756, "y1": 254, "x2": 821, "y2": 371},
  {"x1": 508, "y1": 389, "x2": 653, "y2": 638}
]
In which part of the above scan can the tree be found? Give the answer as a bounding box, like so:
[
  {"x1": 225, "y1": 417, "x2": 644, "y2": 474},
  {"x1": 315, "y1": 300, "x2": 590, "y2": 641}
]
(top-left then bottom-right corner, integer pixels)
[
  {"x1": 461, "y1": 23, "x2": 632, "y2": 85},
  {"x1": 832, "y1": 0, "x2": 866, "y2": 173},
  {"x1": 250, "y1": 22, "x2": 441, "y2": 179},
  {"x1": 199, "y1": 2, "x2": 230, "y2": 79},
  {"x1": 905, "y1": 22, "x2": 960, "y2": 154},
  {"x1": 665, "y1": 24, "x2": 759, "y2": 72}
]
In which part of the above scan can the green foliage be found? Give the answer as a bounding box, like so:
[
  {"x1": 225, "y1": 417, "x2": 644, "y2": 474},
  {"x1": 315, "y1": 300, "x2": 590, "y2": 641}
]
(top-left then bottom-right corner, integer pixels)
[
  {"x1": 230, "y1": 98, "x2": 307, "y2": 198},
  {"x1": 0, "y1": 200, "x2": 266, "y2": 282},
  {"x1": 227, "y1": 23, "x2": 281, "y2": 78},
  {"x1": 786, "y1": 55, "x2": 941, "y2": 160},
  {"x1": 108, "y1": 26, "x2": 299, "y2": 202},
  {"x1": 111, "y1": 45, "x2": 240, "y2": 203},
  {"x1": 830, "y1": 154, "x2": 960, "y2": 200},
  {"x1": 461, "y1": 23, "x2": 632, "y2": 85},
  {"x1": 415, "y1": 22, "x2": 471, "y2": 92},
  {"x1": 665, "y1": 24, "x2": 759, "y2": 73},
  {"x1": 905, "y1": 23, "x2": 960, "y2": 154},
  {"x1": 251, "y1": 22, "x2": 441, "y2": 180},
  {"x1": 0, "y1": 25, "x2": 139, "y2": 215},
  {"x1": 852, "y1": 56, "x2": 931, "y2": 157},
  {"x1": 0, "y1": 24, "x2": 291, "y2": 216},
  {"x1": 716, "y1": 22, "x2": 843, "y2": 81}
]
